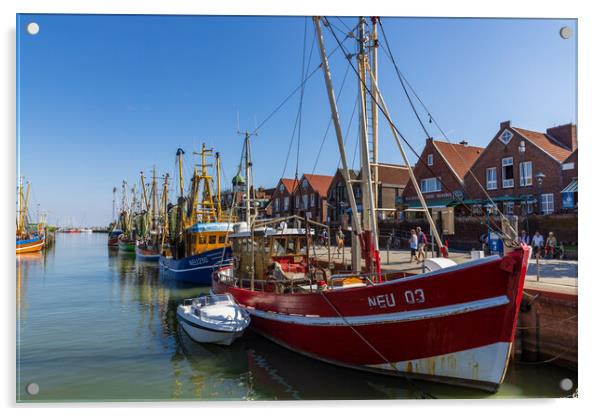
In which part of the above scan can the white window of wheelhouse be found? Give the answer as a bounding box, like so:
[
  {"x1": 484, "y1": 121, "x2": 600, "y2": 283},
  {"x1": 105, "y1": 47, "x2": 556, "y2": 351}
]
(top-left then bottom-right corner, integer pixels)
[
  {"x1": 427, "y1": 154, "x2": 433, "y2": 166},
  {"x1": 302, "y1": 194, "x2": 308, "y2": 209},
  {"x1": 499, "y1": 130, "x2": 513, "y2": 144},
  {"x1": 501, "y1": 157, "x2": 514, "y2": 188},
  {"x1": 541, "y1": 193, "x2": 554, "y2": 214},
  {"x1": 420, "y1": 177, "x2": 441, "y2": 193},
  {"x1": 503, "y1": 202, "x2": 514, "y2": 215},
  {"x1": 519, "y1": 161, "x2": 532, "y2": 187},
  {"x1": 310, "y1": 193, "x2": 315, "y2": 207},
  {"x1": 283, "y1": 197, "x2": 289, "y2": 210},
  {"x1": 486, "y1": 167, "x2": 497, "y2": 190}
]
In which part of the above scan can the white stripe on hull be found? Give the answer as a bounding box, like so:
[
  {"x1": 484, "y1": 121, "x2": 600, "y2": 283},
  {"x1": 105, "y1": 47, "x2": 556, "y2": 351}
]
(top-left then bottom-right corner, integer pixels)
[
  {"x1": 367, "y1": 341, "x2": 512, "y2": 386},
  {"x1": 16, "y1": 241, "x2": 44, "y2": 252},
  {"x1": 243, "y1": 295, "x2": 509, "y2": 326}
]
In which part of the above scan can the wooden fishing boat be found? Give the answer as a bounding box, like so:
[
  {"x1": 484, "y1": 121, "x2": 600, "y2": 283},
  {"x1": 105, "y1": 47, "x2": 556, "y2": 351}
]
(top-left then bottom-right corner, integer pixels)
[
  {"x1": 16, "y1": 235, "x2": 45, "y2": 254},
  {"x1": 107, "y1": 229, "x2": 123, "y2": 247},
  {"x1": 161, "y1": 145, "x2": 235, "y2": 284},
  {"x1": 212, "y1": 16, "x2": 528, "y2": 392},
  {"x1": 16, "y1": 178, "x2": 45, "y2": 254}
]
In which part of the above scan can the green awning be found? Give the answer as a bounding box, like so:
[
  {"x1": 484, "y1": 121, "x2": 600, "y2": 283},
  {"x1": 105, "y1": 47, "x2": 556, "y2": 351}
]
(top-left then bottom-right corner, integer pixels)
[
  {"x1": 561, "y1": 179, "x2": 578, "y2": 193},
  {"x1": 405, "y1": 198, "x2": 454, "y2": 209}
]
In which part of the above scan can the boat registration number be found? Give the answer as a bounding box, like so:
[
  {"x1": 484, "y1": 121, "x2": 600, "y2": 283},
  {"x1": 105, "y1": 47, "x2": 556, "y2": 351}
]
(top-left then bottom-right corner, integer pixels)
[{"x1": 368, "y1": 289, "x2": 425, "y2": 309}]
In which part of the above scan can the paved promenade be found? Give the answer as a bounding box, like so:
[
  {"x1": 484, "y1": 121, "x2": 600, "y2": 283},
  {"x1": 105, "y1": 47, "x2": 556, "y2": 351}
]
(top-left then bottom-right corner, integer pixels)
[{"x1": 316, "y1": 246, "x2": 578, "y2": 292}]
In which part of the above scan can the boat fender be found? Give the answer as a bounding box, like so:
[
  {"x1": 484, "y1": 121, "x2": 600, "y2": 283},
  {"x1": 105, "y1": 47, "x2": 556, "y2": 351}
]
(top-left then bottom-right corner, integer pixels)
[{"x1": 499, "y1": 256, "x2": 516, "y2": 274}]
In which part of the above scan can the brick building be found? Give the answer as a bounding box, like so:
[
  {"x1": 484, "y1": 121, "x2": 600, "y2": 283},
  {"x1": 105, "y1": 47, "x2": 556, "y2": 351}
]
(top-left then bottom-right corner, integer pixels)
[
  {"x1": 326, "y1": 164, "x2": 411, "y2": 226},
  {"x1": 291, "y1": 174, "x2": 333, "y2": 223},
  {"x1": 463, "y1": 121, "x2": 577, "y2": 215},
  {"x1": 401, "y1": 138, "x2": 484, "y2": 211},
  {"x1": 268, "y1": 178, "x2": 296, "y2": 218}
]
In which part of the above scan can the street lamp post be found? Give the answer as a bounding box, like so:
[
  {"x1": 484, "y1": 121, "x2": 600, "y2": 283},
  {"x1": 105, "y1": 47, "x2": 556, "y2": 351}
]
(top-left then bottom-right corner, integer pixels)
[{"x1": 534, "y1": 172, "x2": 546, "y2": 281}]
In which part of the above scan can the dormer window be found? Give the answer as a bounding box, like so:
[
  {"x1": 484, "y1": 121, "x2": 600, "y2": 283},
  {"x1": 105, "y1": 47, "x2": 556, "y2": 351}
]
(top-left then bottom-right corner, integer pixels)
[
  {"x1": 427, "y1": 154, "x2": 433, "y2": 166},
  {"x1": 499, "y1": 130, "x2": 513, "y2": 145},
  {"x1": 302, "y1": 179, "x2": 309, "y2": 189}
]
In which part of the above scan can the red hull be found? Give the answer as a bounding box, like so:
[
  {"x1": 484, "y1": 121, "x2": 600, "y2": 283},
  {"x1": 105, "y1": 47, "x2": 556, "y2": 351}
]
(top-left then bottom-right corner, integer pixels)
[{"x1": 212, "y1": 246, "x2": 529, "y2": 391}]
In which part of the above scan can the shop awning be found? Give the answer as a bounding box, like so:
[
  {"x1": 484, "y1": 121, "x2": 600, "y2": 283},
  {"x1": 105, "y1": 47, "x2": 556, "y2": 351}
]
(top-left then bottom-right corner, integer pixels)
[
  {"x1": 561, "y1": 179, "x2": 578, "y2": 194},
  {"x1": 405, "y1": 199, "x2": 454, "y2": 209}
]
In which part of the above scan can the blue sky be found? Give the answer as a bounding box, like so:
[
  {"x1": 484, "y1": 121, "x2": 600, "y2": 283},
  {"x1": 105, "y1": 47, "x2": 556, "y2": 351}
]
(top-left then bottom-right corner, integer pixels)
[{"x1": 17, "y1": 14, "x2": 576, "y2": 226}]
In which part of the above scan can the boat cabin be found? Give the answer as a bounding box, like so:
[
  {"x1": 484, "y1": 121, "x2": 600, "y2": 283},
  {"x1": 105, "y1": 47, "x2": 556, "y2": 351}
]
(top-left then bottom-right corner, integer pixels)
[
  {"x1": 184, "y1": 222, "x2": 233, "y2": 257},
  {"x1": 229, "y1": 226, "x2": 315, "y2": 282}
]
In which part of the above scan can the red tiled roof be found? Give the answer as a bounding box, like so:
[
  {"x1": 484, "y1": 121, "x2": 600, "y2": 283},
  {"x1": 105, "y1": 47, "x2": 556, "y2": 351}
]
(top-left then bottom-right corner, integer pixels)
[
  {"x1": 278, "y1": 178, "x2": 296, "y2": 194},
  {"x1": 512, "y1": 127, "x2": 572, "y2": 162},
  {"x1": 302, "y1": 174, "x2": 334, "y2": 197},
  {"x1": 375, "y1": 163, "x2": 411, "y2": 187},
  {"x1": 432, "y1": 141, "x2": 484, "y2": 180}
]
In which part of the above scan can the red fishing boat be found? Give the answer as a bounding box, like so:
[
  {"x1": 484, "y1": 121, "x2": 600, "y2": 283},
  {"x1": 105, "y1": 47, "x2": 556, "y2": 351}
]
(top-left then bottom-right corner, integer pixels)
[{"x1": 213, "y1": 16, "x2": 528, "y2": 392}]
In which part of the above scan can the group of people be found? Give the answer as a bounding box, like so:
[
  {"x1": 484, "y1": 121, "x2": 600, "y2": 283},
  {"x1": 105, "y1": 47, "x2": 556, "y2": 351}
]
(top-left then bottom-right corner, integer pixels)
[
  {"x1": 408, "y1": 227, "x2": 428, "y2": 263},
  {"x1": 519, "y1": 230, "x2": 561, "y2": 259}
]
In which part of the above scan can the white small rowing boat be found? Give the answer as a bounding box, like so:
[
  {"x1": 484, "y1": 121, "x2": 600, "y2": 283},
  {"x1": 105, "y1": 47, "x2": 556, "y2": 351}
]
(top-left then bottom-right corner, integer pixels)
[{"x1": 177, "y1": 293, "x2": 250, "y2": 346}]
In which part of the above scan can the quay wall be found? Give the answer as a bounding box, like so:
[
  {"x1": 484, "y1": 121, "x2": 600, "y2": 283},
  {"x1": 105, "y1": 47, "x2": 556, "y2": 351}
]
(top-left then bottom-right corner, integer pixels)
[{"x1": 514, "y1": 286, "x2": 578, "y2": 370}]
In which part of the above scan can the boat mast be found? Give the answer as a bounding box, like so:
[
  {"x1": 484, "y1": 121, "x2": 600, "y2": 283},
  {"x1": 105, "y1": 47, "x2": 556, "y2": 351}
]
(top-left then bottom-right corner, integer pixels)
[
  {"x1": 140, "y1": 171, "x2": 150, "y2": 235},
  {"x1": 151, "y1": 167, "x2": 158, "y2": 232},
  {"x1": 216, "y1": 151, "x2": 222, "y2": 221},
  {"x1": 160, "y1": 173, "x2": 170, "y2": 249},
  {"x1": 357, "y1": 17, "x2": 380, "y2": 258},
  {"x1": 111, "y1": 186, "x2": 117, "y2": 225},
  {"x1": 314, "y1": 16, "x2": 363, "y2": 272},
  {"x1": 22, "y1": 181, "x2": 31, "y2": 236},
  {"x1": 176, "y1": 148, "x2": 185, "y2": 199},
  {"x1": 17, "y1": 177, "x2": 23, "y2": 236},
  {"x1": 370, "y1": 17, "x2": 379, "y2": 224},
  {"x1": 194, "y1": 143, "x2": 217, "y2": 223}
]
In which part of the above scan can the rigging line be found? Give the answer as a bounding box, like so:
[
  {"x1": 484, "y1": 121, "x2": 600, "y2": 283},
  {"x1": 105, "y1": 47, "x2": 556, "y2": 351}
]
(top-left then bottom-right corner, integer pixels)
[
  {"x1": 351, "y1": 124, "x2": 360, "y2": 169},
  {"x1": 324, "y1": 17, "x2": 513, "y2": 240},
  {"x1": 334, "y1": 16, "x2": 354, "y2": 35},
  {"x1": 295, "y1": 17, "x2": 310, "y2": 181},
  {"x1": 318, "y1": 290, "x2": 437, "y2": 399},
  {"x1": 339, "y1": 90, "x2": 360, "y2": 170},
  {"x1": 312, "y1": 62, "x2": 352, "y2": 175},
  {"x1": 280, "y1": 101, "x2": 303, "y2": 180},
  {"x1": 377, "y1": 19, "x2": 515, "y2": 233},
  {"x1": 251, "y1": 40, "x2": 353, "y2": 136}
]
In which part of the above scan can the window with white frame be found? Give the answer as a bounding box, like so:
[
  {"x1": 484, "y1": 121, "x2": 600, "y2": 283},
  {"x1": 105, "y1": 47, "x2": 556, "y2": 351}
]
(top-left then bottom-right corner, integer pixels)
[
  {"x1": 420, "y1": 177, "x2": 441, "y2": 193},
  {"x1": 541, "y1": 193, "x2": 554, "y2": 214},
  {"x1": 283, "y1": 197, "x2": 289, "y2": 210},
  {"x1": 427, "y1": 154, "x2": 433, "y2": 166},
  {"x1": 486, "y1": 167, "x2": 497, "y2": 190},
  {"x1": 502, "y1": 157, "x2": 514, "y2": 188},
  {"x1": 499, "y1": 130, "x2": 513, "y2": 144},
  {"x1": 310, "y1": 193, "x2": 315, "y2": 207},
  {"x1": 295, "y1": 195, "x2": 300, "y2": 208},
  {"x1": 274, "y1": 198, "x2": 279, "y2": 212},
  {"x1": 503, "y1": 202, "x2": 514, "y2": 215},
  {"x1": 302, "y1": 194, "x2": 308, "y2": 209},
  {"x1": 519, "y1": 161, "x2": 532, "y2": 187}
]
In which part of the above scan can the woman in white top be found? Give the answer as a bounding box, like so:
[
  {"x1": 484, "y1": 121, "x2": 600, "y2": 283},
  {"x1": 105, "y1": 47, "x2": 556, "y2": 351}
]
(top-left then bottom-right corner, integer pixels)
[{"x1": 409, "y1": 229, "x2": 418, "y2": 263}]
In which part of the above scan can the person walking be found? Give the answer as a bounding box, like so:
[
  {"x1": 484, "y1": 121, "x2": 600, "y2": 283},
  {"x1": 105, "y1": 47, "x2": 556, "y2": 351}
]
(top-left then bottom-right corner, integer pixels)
[
  {"x1": 416, "y1": 227, "x2": 427, "y2": 262},
  {"x1": 336, "y1": 226, "x2": 345, "y2": 257},
  {"x1": 532, "y1": 231, "x2": 544, "y2": 259},
  {"x1": 545, "y1": 231, "x2": 558, "y2": 258},
  {"x1": 520, "y1": 230, "x2": 530, "y2": 245},
  {"x1": 409, "y1": 229, "x2": 418, "y2": 263}
]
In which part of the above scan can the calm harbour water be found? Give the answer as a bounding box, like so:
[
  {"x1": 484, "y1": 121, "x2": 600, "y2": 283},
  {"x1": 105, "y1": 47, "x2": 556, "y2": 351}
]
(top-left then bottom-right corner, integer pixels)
[{"x1": 17, "y1": 233, "x2": 576, "y2": 402}]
